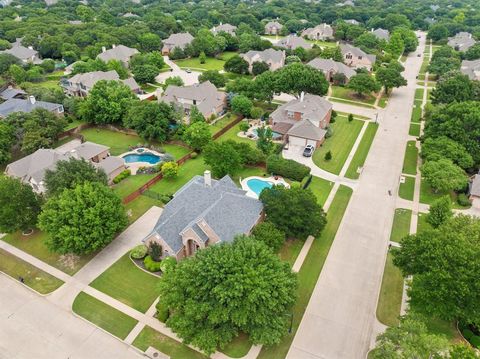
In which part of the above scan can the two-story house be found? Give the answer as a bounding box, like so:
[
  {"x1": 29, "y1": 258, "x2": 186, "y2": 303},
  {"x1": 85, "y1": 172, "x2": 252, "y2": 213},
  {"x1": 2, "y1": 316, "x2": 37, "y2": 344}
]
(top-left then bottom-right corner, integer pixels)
[
  {"x1": 240, "y1": 48, "x2": 286, "y2": 73},
  {"x1": 96, "y1": 44, "x2": 139, "y2": 66},
  {"x1": 301, "y1": 24, "x2": 334, "y2": 41},
  {"x1": 0, "y1": 38, "x2": 41, "y2": 64},
  {"x1": 0, "y1": 96, "x2": 64, "y2": 118},
  {"x1": 340, "y1": 43, "x2": 376, "y2": 71},
  {"x1": 161, "y1": 33, "x2": 194, "y2": 55},
  {"x1": 64, "y1": 70, "x2": 140, "y2": 97},
  {"x1": 276, "y1": 35, "x2": 312, "y2": 51},
  {"x1": 264, "y1": 21, "x2": 283, "y2": 35}
]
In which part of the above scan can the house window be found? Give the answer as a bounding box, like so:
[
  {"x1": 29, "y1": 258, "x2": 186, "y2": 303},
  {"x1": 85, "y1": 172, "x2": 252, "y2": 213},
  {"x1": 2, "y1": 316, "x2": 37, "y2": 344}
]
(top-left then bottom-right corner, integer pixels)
[{"x1": 193, "y1": 99, "x2": 197, "y2": 105}]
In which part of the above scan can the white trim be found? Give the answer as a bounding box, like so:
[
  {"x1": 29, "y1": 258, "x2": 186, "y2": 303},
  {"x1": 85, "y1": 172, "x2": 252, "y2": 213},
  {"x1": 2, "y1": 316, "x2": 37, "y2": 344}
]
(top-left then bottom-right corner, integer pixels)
[{"x1": 240, "y1": 175, "x2": 290, "y2": 199}]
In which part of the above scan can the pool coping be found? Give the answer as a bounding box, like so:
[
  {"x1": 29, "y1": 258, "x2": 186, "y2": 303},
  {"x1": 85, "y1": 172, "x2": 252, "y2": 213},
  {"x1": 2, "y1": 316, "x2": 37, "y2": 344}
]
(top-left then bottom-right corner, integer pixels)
[
  {"x1": 119, "y1": 148, "x2": 164, "y2": 175},
  {"x1": 240, "y1": 176, "x2": 290, "y2": 199}
]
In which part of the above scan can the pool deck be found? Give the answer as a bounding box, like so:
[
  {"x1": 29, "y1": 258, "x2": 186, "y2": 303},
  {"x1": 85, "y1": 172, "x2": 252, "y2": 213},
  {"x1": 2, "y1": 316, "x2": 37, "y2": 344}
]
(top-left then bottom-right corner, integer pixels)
[
  {"x1": 240, "y1": 176, "x2": 290, "y2": 199},
  {"x1": 120, "y1": 148, "x2": 163, "y2": 174}
]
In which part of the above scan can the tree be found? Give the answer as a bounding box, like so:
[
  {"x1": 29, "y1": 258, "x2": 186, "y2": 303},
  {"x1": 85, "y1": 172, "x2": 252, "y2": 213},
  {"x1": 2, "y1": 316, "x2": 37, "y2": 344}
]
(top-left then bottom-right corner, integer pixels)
[
  {"x1": 203, "y1": 141, "x2": 242, "y2": 177},
  {"x1": 182, "y1": 121, "x2": 212, "y2": 151},
  {"x1": 231, "y1": 95, "x2": 253, "y2": 117},
  {"x1": 285, "y1": 55, "x2": 301, "y2": 65},
  {"x1": 376, "y1": 64, "x2": 407, "y2": 94},
  {"x1": 256, "y1": 126, "x2": 275, "y2": 155},
  {"x1": 123, "y1": 101, "x2": 173, "y2": 142},
  {"x1": 164, "y1": 76, "x2": 184, "y2": 87},
  {"x1": 139, "y1": 33, "x2": 160, "y2": 52},
  {"x1": 0, "y1": 122, "x2": 15, "y2": 164},
  {"x1": 224, "y1": 55, "x2": 249, "y2": 74},
  {"x1": 198, "y1": 70, "x2": 226, "y2": 88},
  {"x1": 348, "y1": 114, "x2": 354, "y2": 122},
  {"x1": 426, "y1": 196, "x2": 453, "y2": 228},
  {"x1": 464, "y1": 43, "x2": 480, "y2": 60},
  {"x1": 275, "y1": 63, "x2": 329, "y2": 98},
  {"x1": 252, "y1": 222, "x2": 285, "y2": 252},
  {"x1": 354, "y1": 33, "x2": 382, "y2": 53},
  {"x1": 106, "y1": 60, "x2": 128, "y2": 79},
  {"x1": 161, "y1": 161, "x2": 179, "y2": 179},
  {"x1": 44, "y1": 158, "x2": 108, "y2": 197},
  {"x1": 0, "y1": 54, "x2": 20, "y2": 75},
  {"x1": 260, "y1": 186, "x2": 326, "y2": 239},
  {"x1": 347, "y1": 73, "x2": 380, "y2": 97},
  {"x1": 189, "y1": 106, "x2": 206, "y2": 123},
  {"x1": 421, "y1": 159, "x2": 467, "y2": 193},
  {"x1": 371, "y1": 313, "x2": 450, "y2": 359},
  {"x1": 324, "y1": 151, "x2": 332, "y2": 161},
  {"x1": 158, "y1": 237, "x2": 297, "y2": 355},
  {"x1": 393, "y1": 215, "x2": 480, "y2": 326},
  {"x1": 393, "y1": 27, "x2": 418, "y2": 53},
  {"x1": 80, "y1": 80, "x2": 136, "y2": 124},
  {"x1": 199, "y1": 51, "x2": 207, "y2": 64},
  {"x1": 38, "y1": 182, "x2": 127, "y2": 255},
  {"x1": 0, "y1": 177, "x2": 42, "y2": 233},
  {"x1": 420, "y1": 136, "x2": 473, "y2": 170},
  {"x1": 431, "y1": 72, "x2": 475, "y2": 104},
  {"x1": 132, "y1": 64, "x2": 159, "y2": 84},
  {"x1": 428, "y1": 47, "x2": 461, "y2": 76},
  {"x1": 427, "y1": 24, "x2": 449, "y2": 42},
  {"x1": 252, "y1": 61, "x2": 269, "y2": 76},
  {"x1": 386, "y1": 32, "x2": 405, "y2": 57},
  {"x1": 8, "y1": 64, "x2": 27, "y2": 84}
]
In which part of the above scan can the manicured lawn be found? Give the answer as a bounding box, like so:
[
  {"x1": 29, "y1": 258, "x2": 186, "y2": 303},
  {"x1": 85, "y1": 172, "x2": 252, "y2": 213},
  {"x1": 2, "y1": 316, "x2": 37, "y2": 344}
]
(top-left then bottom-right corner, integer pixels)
[
  {"x1": 409, "y1": 123, "x2": 421, "y2": 137},
  {"x1": 312, "y1": 117, "x2": 363, "y2": 174},
  {"x1": 329, "y1": 96, "x2": 375, "y2": 108},
  {"x1": 209, "y1": 113, "x2": 238, "y2": 135},
  {"x1": 419, "y1": 58, "x2": 430, "y2": 74},
  {"x1": 72, "y1": 292, "x2": 138, "y2": 339},
  {"x1": 398, "y1": 176, "x2": 415, "y2": 201},
  {"x1": 411, "y1": 100, "x2": 422, "y2": 123},
  {"x1": 113, "y1": 173, "x2": 157, "y2": 198},
  {"x1": 344, "y1": 123, "x2": 379, "y2": 179},
  {"x1": 416, "y1": 212, "x2": 432, "y2": 233},
  {"x1": 402, "y1": 141, "x2": 418, "y2": 175},
  {"x1": 278, "y1": 239, "x2": 305, "y2": 267},
  {"x1": 336, "y1": 111, "x2": 370, "y2": 121},
  {"x1": 133, "y1": 326, "x2": 207, "y2": 359},
  {"x1": 2, "y1": 230, "x2": 94, "y2": 275},
  {"x1": 216, "y1": 121, "x2": 256, "y2": 146},
  {"x1": 330, "y1": 86, "x2": 377, "y2": 105},
  {"x1": 0, "y1": 248, "x2": 64, "y2": 294},
  {"x1": 124, "y1": 194, "x2": 163, "y2": 224},
  {"x1": 90, "y1": 253, "x2": 160, "y2": 313},
  {"x1": 161, "y1": 144, "x2": 191, "y2": 160},
  {"x1": 378, "y1": 92, "x2": 388, "y2": 108},
  {"x1": 221, "y1": 333, "x2": 252, "y2": 358},
  {"x1": 376, "y1": 252, "x2": 404, "y2": 327},
  {"x1": 306, "y1": 39, "x2": 337, "y2": 48},
  {"x1": 174, "y1": 52, "x2": 237, "y2": 71},
  {"x1": 390, "y1": 208, "x2": 412, "y2": 243},
  {"x1": 65, "y1": 119, "x2": 86, "y2": 130},
  {"x1": 414, "y1": 88, "x2": 424, "y2": 100},
  {"x1": 419, "y1": 179, "x2": 448, "y2": 205},
  {"x1": 258, "y1": 185, "x2": 353, "y2": 359},
  {"x1": 231, "y1": 165, "x2": 267, "y2": 185},
  {"x1": 307, "y1": 176, "x2": 334, "y2": 207}
]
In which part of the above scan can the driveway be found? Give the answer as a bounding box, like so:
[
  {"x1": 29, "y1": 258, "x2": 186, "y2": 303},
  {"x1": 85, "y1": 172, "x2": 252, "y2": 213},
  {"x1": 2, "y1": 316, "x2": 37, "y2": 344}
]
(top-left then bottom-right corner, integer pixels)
[
  {"x1": 156, "y1": 56, "x2": 201, "y2": 86},
  {"x1": 287, "y1": 32, "x2": 427, "y2": 359}
]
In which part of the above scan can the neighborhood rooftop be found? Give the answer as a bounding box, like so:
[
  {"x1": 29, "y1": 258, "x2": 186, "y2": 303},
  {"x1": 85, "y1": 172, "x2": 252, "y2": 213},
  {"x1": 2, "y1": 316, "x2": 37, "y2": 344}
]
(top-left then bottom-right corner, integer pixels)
[
  {"x1": 0, "y1": 97, "x2": 63, "y2": 117},
  {"x1": 97, "y1": 44, "x2": 139, "y2": 63}
]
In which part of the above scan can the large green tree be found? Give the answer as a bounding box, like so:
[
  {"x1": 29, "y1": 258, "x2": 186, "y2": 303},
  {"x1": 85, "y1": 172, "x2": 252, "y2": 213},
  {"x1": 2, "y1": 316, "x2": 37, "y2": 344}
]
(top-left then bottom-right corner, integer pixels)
[
  {"x1": 231, "y1": 95, "x2": 253, "y2": 117},
  {"x1": 376, "y1": 63, "x2": 407, "y2": 94},
  {"x1": 275, "y1": 63, "x2": 329, "y2": 98},
  {"x1": 252, "y1": 222, "x2": 285, "y2": 252},
  {"x1": 420, "y1": 136, "x2": 473, "y2": 170},
  {"x1": 39, "y1": 182, "x2": 127, "y2": 255},
  {"x1": 347, "y1": 73, "x2": 380, "y2": 97},
  {"x1": 224, "y1": 55, "x2": 249, "y2": 74},
  {"x1": 0, "y1": 122, "x2": 15, "y2": 164},
  {"x1": 421, "y1": 159, "x2": 468, "y2": 193},
  {"x1": 182, "y1": 121, "x2": 212, "y2": 151},
  {"x1": 426, "y1": 196, "x2": 453, "y2": 228},
  {"x1": 123, "y1": 102, "x2": 174, "y2": 142},
  {"x1": 203, "y1": 141, "x2": 243, "y2": 178},
  {"x1": 431, "y1": 71, "x2": 477, "y2": 104},
  {"x1": 158, "y1": 237, "x2": 297, "y2": 355},
  {"x1": 198, "y1": 70, "x2": 226, "y2": 88}
]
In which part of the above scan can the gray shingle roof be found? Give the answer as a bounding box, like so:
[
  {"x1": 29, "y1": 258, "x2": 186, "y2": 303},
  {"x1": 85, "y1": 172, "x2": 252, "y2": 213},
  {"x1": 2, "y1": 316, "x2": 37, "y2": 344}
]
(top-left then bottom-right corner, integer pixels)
[
  {"x1": 265, "y1": 21, "x2": 283, "y2": 31},
  {"x1": 340, "y1": 43, "x2": 376, "y2": 64},
  {"x1": 148, "y1": 175, "x2": 263, "y2": 253},
  {"x1": 301, "y1": 24, "x2": 334, "y2": 39},
  {"x1": 241, "y1": 48, "x2": 285, "y2": 66},
  {"x1": 0, "y1": 39, "x2": 39, "y2": 62},
  {"x1": 0, "y1": 98, "x2": 63, "y2": 117},
  {"x1": 287, "y1": 119, "x2": 327, "y2": 141},
  {"x1": 461, "y1": 59, "x2": 480, "y2": 81},
  {"x1": 211, "y1": 23, "x2": 237, "y2": 35},
  {"x1": 277, "y1": 35, "x2": 312, "y2": 50},
  {"x1": 72, "y1": 141, "x2": 109, "y2": 159},
  {"x1": 0, "y1": 87, "x2": 26, "y2": 100},
  {"x1": 307, "y1": 58, "x2": 356, "y2": 79},
  {"x1": 448, "y1": 32, "x2": 476, "y2": 52},
  {"x1": 371, "y1": 28, "x2": 390, "y2": 41},
  {"x1": 271, "y1": 93, "x2": 332, "y2": 127},
  {"x1": 97, "y1": 45, "x2": 139, "y2": 63},
  {"x1": 162, "y1": 33, "x2": 194, "y2": 51},
  {"x1": 68, "y1": 70, "x2": 120, "y2": 89},
  {"x1": 95, "y1": 156, "x2": 125, "y2": 174}
]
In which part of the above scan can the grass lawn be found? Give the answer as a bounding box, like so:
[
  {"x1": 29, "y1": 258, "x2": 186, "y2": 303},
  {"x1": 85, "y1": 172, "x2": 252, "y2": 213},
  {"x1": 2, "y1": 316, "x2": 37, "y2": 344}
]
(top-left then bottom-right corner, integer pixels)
[
  {"x1": 398, "y1": 176, "x2": 415, "y2": 201},
  {"x1": 113, "y1": 173, "x2": 157, "y2": 198},
  {"x1": 209, "y1": 113, "x2": 238, "y2": 136},
  {"x1": 409, "y1": 123, "x2": 421, "y2": 137},
  {"x1": 306, "y1": 39, "x2": 337, "y2": 48},
  {"x1": 0, "y1": 248, "x2": 64, "y2": 294},
  {"x1": 376, "y1": 252, "x2": 404, "y2": 327},
  {"x1": 330, "y1": 86, "x2": 377, "y2": 105},
  {"x1": 215, "y1": 121, "x2": 256, "y2": 146},
  {"x1": 231, "y1": 166, "x2": 267, "y2": 185},
  {"x1": 312, "y1": 117, "x2": 363, "y2": 174},
  {"x1": 2, "y1": 230, "x2": 94, "y2": 275},
  {"x1": 133, "y1": 326, "x2": 207, "y2": 359},
  {"x1": 402, "y1": 141, "x2": 418, "y2": 175},
  {"x1": 390, "y1": 208, "x2": 412, "y2": 243},
  {"x1": 221, "y1": 333, "x2": 252, "y2": 358},
  {"x1": 124, "y1": 194, "x2": 163, "y2": 224},
  {"x1": 344, "y1": 123, "x2": 379, "y2": 179},
  {"x1": 307, "y1": 176, "x2": 334, "y2": 207},
  {"x1": 411, "y1": 100, "x2": 422, "y2": 123},
  {"x1": 418, "y1": 179, "x2": 468, "y2": 209},
  {"x1": 414, "y1": 88, "x2": 424, "y2": 100},
  {"x1": 329, "y1": 97, "x2": 375, "y2": 109},
  {"x1": 258, "y1": 185, "x2": 353, "y2": 359},
  {"x1": 336, "y1": 111, "x2": 370, "y2": 121},
  {"x1": 72, "y1": 292, "x2": 138, "y2": 339},
  {"x1": 65, "y1": 119, "x2": 86, "y2": 130},
  {"x1": 90, "y1": 253, "x2": 160, "y2": 313},
  {"x1": 419, "y1": 58, "x2": 430, "y2": 74},
  {"x1": 278, "y1": 239, "x2": 305, "y2": 267},
  {"x1": 416, "y1": 212, "x2": 432, "y2": 233},
  {"x1": 174, "y1": 52, "x2": 237, "y2": 72},
  {"x1": 378, "y1": 92, "x2": 389, "y2": 108}
]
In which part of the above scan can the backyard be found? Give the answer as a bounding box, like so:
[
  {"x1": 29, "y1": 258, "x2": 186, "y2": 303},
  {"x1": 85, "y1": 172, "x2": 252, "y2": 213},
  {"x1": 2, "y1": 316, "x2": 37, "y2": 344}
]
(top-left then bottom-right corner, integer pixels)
[
  {"x1": 174, "y1": 51, "x2": 237, "y2": 71},
  {"x1": 209, "y1": 113, "x2": 239, "y2": 136}
]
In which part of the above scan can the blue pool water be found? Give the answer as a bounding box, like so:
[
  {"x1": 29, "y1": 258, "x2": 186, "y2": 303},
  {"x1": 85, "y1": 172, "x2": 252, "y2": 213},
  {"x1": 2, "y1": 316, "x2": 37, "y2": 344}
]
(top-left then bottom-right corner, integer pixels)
[
  {"x1": 122, "y1": 153, "x2": 161, "y2": 164},
  {"x1": 247, "y1": 178, "x2": 273, "y2": 196},
  {"x1": 252, "y1": 129, "x2": 282, "y2": 140}
]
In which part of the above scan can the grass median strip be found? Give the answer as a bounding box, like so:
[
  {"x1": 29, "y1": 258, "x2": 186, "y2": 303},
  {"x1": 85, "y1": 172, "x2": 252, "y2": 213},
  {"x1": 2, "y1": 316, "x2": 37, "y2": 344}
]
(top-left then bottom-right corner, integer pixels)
[
  {"x1": 345, "y1": 122, "x2": 379, "y2": 179},
  {"x1": 376, "y1": 252, "x2": 404, "y2": 327},
  {"x1": 73, "y1": 292, "x2": 138, "y2": 340},
  {"x1": 409, "y1": 123, "x2": 421, "y2": 137},
  {"x1": 390, "y1": 208, "x2": 412, "y2": 243},
  {"x1": 398, "y1": 176, "x2": 415, "y2": 201},
  {"x1": 402, "y1": 141, "x2": 418, "y2": 175}
]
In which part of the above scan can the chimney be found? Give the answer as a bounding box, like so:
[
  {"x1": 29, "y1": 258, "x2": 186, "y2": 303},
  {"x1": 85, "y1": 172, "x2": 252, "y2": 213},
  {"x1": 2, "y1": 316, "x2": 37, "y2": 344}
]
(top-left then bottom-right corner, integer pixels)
[
  {"x1": 102, "y1": 46, "x2": 106, "y2": 53},
  {"x1": 28, "y1": 95, "x2": 36, "y2": 104},
  {"x1": 300, "y1": 91, "x2": 305, "y2": 102},
  {"x1": 204, "y1": 170, "x2": 211, "y2": 187}
]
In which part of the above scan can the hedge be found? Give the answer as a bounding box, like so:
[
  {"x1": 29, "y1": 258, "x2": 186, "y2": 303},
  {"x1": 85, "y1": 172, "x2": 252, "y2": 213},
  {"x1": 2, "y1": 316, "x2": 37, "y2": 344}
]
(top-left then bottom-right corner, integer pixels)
[
  {"x1": 156, "y1": 300, "x2": 169, "y2": 323},
  {"x1": 130, "y1": 245, "x2": 148, "y2": 259},
  {"x1": 470, "y1": 335, "x2": 480, "y2": 348},
  {"x1": 266, "y1": 155, "x2": 310, "y2": 181},
  {"x1": 113, "y1": 169, "x2": 131, "y2": 184}
]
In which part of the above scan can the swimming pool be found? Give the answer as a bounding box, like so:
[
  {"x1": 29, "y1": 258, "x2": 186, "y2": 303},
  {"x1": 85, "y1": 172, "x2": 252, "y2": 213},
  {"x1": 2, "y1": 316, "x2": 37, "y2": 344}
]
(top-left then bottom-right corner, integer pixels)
[
  {"x1": 122, "y1": 153, "x2": 161, "y2": 164},
  {"x1": 246, "y1": 178, "x2": 273, "y2": 196},
  {"x1": 252, "y1": 128, "x2": 282, "y2": 140}
]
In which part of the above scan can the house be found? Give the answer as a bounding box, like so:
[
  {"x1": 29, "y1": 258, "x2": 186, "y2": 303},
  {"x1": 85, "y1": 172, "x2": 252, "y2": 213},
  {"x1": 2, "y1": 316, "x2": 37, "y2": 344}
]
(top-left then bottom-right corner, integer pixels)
[
  {"x1": 276, "y1": 35, "x2": 312, "y2": 51},
  {"x1": 430, "y1": 4, "x2": 440, "y2": 11},
  {"x1": 161, "y1": 33, "x2": 194, "y2": 55},
  {"x1": 461, "y1": 59, "x2": 480, "y2": 81},
  {"x1": 447, "y1": 32, "x2": 476, "y2": 52},
  {"x1": 265, "y1": 21, "x2": 283, "y2": 35},
  {"x1": 96, "y1": 44, "x2": 139, "y2": 65},
  {"x1": 0, "y1": 96, "x2": 64, "y2": 118},
  {"x1": 5, "y1": 141, "x2": 125, "y2": 192},
  {"x1": 142, "y1": 171, "x2": 263, "y2": 260},
  {"x1": 371, "y1": 28, "x2": 390, "y2": 41},
  {"x1": 301, "y1": 24, "x2": 334, "y2": 41},
  {"x1": 0, "y1": 38, "x2": 41, "y2": 64},
  {"x1": 159, "y1": 81, "x2": 227, "y2": 120},
  {"x1": 211, "y1": 23, "x2": 237, "y2": 36},
  {"x1": 340, "y1": 43, "x2": 376, "y2": 71},
  {"x1": 337, "y1": 0, "x2": 355, "y2": 6},
  {"x1": 469, "y1": 173, "x2": 480, "y2": 202},
  {"x1": 0, "y1": 86, "x2": 26, "y2": 100},
  {"x1": 63, "y1": 70, "x2": 140, "y2": 97},
  {"x1": 240, "y1": 48, "x2": 286, "y2": 72},
  {"x1": 344, "y1": 19, "x2": 360, "y2": 26},
  {"x1": 307, "y1": 58, "x2": 356, "y2": 83},
  {"x1": 269, "y1": 92, "x2": 332, "y2": 148}
]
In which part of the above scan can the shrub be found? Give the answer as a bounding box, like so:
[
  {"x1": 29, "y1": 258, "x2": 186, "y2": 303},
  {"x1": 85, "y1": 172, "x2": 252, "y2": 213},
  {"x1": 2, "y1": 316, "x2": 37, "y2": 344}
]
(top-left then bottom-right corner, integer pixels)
[
  {"x1": 156, "y1": 300, "x2": 170, "y2": 322},
  {"x1": 462, "y1": 329, "x2": 474, "y2": 340},
  {"x1": 113, "y1": 169, "x2": 131, "y2": 184},
  {"x1": 190, "y1": 151, "x2": 198, "y2": 159},
  {"x1": 290, "y1": 181, "x2": 301, "y2": 188},
  {"x1": 325, "y1": 126, "x2": 333, "y2": 138},
  {"x1": 266, "y1": 155, "x2": 310, "y2": 181},
  {"x1": 239, "y1": 122, "x2": 250, "y2": 133},
  {"x1": 470, "y1": 336, "x2": 480, "y2": 348},
  {"x1": 149, "y1": 241, "x2": 162, "y2": 261},
  {"x1": 130, "y1": 244, "x2": 148, "y2": 259},
  {"x1": 324, "y1": 151, "x2": 332, "y2": 161},
  {"x1": 252, "y1": 222, "x2": 285, "y2": 252},
  {"x1": 250, "y1": 107, "x2": 263, "y2": 119},
  {"x1": 457, "y1": 193, "x2": 471, "y2": 207},
  {"x1": 160, "y1": 256, "x2": 177, "y2": 274},
  {"x1": 162, "y1": 161, "x2": 179, "y2": 179},
  {"x1": 144, "y1": 255, "x2": 162, "y2": 272}
]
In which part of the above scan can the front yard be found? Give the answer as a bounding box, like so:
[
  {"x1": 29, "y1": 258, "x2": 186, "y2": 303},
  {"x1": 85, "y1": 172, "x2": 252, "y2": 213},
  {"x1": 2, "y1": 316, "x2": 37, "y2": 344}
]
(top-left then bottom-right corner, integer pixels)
[
  {"x1": 330, "y1": 86, "x2": 377, "y2": 107},
  {"x1": 307, "y1": 176, "x2": 334, "y2": 206},
  {"x1": 398, "y1": 176, "x2": 415, "y2": 201},
  {"x1": 124, "y1": 195, "x2": 163, "y2": 224},
  {"x1": 174, "y1": 51, "x2": 237, "y2": 71}
]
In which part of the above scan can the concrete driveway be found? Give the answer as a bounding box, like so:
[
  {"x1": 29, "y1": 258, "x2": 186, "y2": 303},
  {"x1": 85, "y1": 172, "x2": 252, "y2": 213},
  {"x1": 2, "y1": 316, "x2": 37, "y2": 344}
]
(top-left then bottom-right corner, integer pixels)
[{"x1": 156, "y1": 56, "x2": 200, "y2": 86}]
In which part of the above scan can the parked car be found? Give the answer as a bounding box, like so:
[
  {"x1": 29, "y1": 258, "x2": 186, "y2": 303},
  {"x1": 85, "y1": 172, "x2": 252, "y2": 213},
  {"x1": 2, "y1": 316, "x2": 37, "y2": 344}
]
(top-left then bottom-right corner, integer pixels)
[
  {"x1": 303, "y1": 144, "x2": 315, "y2": 157},
  {"x1": 185, "y1": 68, "x2": 192, "y2": 73}
]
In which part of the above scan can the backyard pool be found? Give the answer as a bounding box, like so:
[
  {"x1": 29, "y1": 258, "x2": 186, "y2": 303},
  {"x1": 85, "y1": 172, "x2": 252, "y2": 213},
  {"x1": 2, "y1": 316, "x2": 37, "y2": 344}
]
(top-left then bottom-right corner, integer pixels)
[
  {"x1": 122, "y1": 153, "x2": 161, "y2": 164},
  {"x1": 252, "y1": 128, "x2": 282, "y2": 140},
  {"x1": 246, "y1": 178, "x2": 274, "y2": 196}
]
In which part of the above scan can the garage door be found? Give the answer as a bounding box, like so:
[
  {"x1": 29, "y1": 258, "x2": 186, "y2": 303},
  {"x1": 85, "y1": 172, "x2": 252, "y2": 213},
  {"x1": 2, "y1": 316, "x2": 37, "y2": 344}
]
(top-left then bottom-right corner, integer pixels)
[{"x1": 289, "y1": 136, "x2": 307, "y2": 147}]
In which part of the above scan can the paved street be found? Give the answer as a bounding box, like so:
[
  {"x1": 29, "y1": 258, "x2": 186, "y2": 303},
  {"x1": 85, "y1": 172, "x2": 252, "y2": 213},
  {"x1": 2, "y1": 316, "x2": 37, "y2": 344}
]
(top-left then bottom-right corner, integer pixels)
[{"x1": 287, "y1": 33, "x2": 426, "y2": 359}]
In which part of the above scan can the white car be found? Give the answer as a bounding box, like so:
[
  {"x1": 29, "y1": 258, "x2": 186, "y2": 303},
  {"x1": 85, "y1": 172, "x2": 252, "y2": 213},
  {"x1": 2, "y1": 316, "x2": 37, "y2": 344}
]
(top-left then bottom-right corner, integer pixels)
[{"x1": 303, "y1": 144, "x2": 315, "y2": 157}]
